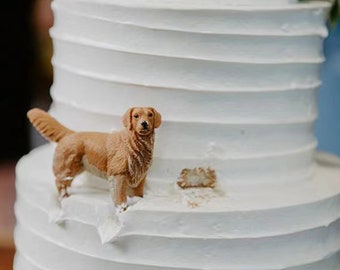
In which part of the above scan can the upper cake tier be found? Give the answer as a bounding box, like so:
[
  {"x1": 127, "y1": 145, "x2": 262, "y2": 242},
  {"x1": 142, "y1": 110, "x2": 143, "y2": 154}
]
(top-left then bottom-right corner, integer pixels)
[{"x1": 49, "y1": 0, "x2": 330, "y2": 190}]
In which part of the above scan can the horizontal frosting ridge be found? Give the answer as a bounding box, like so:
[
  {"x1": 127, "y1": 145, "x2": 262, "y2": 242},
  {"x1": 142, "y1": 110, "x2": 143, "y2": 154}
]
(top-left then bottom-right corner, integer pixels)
[
  {"x1": 15, "y1": 146, "x2": 340, "y2": 240},
  {"x1": 52, "y1": 63, "x2": 323, "y2": 92},
  {"x1": 14, "y1": 214, "x2": 340, "y2": 269},
  {"x1": 50, "y1": 31, "x2": 325, "y2": 64},
  {"x1": 52, "y1": 0, "x2": 329, "y2": 36}
]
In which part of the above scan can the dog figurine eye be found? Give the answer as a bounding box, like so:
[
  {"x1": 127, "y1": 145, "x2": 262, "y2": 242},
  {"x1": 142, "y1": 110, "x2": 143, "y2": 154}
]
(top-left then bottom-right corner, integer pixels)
[
  {"x1": 148, "y1": 113, "x2": 153, "y2": 117},
  {"x1": 133, "y1": 114, "x2": 139, "y2": 119}
]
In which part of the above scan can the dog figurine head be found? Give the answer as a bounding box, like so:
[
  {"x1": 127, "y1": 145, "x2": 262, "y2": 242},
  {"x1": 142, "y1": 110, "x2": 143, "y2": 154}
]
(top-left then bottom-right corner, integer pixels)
[{"x1": 122, "y1": 107, "x2": 162, "y2": 136}]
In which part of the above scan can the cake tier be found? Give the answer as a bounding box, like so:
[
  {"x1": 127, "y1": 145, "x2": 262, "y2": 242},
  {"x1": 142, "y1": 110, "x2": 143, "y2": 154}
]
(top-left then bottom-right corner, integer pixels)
[
  {"x1": 49, "y1": 0, "x2": 330, "y2": 190},
  {"x1": 14, "y1": 145, "x2": 340, "y2": 270}
]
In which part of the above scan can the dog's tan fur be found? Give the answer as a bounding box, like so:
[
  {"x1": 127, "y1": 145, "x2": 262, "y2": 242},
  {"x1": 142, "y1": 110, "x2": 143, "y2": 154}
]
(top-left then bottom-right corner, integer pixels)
[{"x1": 27, "y1": 107, "x2": 161, "y2": 208}]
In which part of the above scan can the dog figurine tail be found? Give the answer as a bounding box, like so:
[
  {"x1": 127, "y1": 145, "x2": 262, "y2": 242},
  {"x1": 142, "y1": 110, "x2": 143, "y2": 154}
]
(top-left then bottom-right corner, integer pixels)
[{"x1": 27, "y1": 108, "x2": 74, "y2": 143}]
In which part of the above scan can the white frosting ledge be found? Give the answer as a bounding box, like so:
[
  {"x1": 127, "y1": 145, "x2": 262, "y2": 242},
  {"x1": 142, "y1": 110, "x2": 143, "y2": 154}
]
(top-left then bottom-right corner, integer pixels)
[
  {"x1": 16, "y1": 147, "x2": 340, "y2": 270},
  {"x1": 50, "y1": 103, "x2": 317, "y2": 160},
  {"x1": 51, "y1": 68, "x2": 319, "y2": 124},
  {"x1": 52, "y1": 61, "x2": 322, "y2": 93},
  {"x1": 56, "y1": 0, "x2": 302, "y2": 9},
  {"x1": 14, "y1": 218, "x2": 340, "y2": 270},
  {"x1": 15, "y1": 146, "x2": 340, "y2": 246},
  {"x1": 14, "y1": 234, "x2": 340, "y2": 270},
  {"x1": 15, "y1": 221, "x2": 340, "y2": 270},
  {"x1": 51, "y1": 12, "x2": 325, "y2": 64},
  {"x1": 53, "y1": 0, "x2": 329, "y2": 37},
  {"x1": 52, "y1": 39, "x2": 322, "y2": 91},
  {"x1": 14, "y1": 252, "x2": 47, "y2": 270}
]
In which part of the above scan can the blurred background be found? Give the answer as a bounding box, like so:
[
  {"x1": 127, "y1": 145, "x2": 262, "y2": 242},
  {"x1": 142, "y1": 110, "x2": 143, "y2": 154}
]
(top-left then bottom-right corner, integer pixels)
[
  {"x1": 315, "y1": 24, "x2": 340, "y2": 156},
  {"x1": 0, "y1": 1, "x2": 339, "y2": 269},
  {"x1": 0, "y1": 0, "x2": 53, "y2": 268}
]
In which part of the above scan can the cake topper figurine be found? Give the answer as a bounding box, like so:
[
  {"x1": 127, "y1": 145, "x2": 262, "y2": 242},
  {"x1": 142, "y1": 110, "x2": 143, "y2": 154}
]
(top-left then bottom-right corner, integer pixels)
[{"x1": 27, "y1": 107, "x2": 161, "y2": 211}]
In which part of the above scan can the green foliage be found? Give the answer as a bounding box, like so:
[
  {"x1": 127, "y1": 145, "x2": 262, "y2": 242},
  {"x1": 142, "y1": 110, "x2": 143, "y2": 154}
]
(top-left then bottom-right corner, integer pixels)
[{"x1": 329, "y1": 0, "x2": 339, "y2": 28}]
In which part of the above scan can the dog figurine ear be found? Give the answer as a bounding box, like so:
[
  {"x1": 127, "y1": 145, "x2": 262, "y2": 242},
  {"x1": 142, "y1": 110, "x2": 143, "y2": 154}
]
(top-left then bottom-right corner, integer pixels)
[
  {"x1": 122, "y1": 107, "x2": 134, "y2": 130},
  {"x1": 151, "y1": 108, "x2": 162, "y2": 129}
]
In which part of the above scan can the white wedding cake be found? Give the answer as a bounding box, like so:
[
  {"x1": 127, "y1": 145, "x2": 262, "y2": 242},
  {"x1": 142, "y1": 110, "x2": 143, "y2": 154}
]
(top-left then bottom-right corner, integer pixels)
[{"x1": 14, "y1": 0, "x2": 340, "y2": 269}]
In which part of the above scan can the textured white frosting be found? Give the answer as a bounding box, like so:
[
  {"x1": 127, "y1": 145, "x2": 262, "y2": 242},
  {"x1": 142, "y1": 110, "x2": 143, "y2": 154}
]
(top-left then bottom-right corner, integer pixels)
[
  {"x1": 48, "y1": 0, "x2": 330, "y2": 191},
  {"x1": 14, "y1": 146, "x2": 340, "y2": 269},
  {"x1": 14, "y1": 0, "x2": 340, "y2": 269}
]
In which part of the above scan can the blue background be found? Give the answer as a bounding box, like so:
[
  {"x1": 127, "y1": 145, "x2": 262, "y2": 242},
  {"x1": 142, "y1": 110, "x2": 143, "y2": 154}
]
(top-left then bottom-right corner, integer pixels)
[{"x1": 316, "y1": 24, "x2": 340, "y2": 157}]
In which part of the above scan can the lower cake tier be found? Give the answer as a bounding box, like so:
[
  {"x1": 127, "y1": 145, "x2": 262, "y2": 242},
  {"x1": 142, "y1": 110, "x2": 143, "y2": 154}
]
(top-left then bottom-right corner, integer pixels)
[{"x1": 14, "y1": 145, "x2": 340, "y2": 270}]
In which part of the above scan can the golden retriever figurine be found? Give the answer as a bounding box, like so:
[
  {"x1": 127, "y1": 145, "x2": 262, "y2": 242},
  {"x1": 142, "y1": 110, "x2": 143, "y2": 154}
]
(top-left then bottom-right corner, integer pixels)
[{"x1": 27, "y1": 107, "x2": 161, "y2": 210}]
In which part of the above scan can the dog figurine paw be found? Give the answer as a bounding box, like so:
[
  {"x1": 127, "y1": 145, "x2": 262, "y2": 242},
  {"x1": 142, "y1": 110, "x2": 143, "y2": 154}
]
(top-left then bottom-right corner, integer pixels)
[{"x1": 27, "y1": 107, "x2": 161, "y2": 210}]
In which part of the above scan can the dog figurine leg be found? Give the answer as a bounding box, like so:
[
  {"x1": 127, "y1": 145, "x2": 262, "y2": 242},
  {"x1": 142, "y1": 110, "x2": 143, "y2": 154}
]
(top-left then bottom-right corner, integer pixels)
[
  {"x1": 126, "y1": 186, "x2": 135, "y2": 198},
  {"x1": 56, "y1": 177, "x2": 74, "y2": 198},
  {"x1": 53, "y1": 141, "x2": 84, "y2": 199},
  {"x1": 133, "y1": 176, "x2": 146, "y2": 198},
  {"x1": 113, "y1": 174, "x2": 128, "y2": 212}
]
